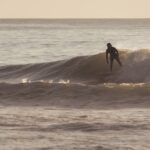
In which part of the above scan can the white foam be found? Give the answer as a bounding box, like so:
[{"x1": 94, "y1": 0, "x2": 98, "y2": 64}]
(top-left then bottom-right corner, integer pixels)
[{"x1": 22, "y1": 78, "x2": 31, "y2": 83}]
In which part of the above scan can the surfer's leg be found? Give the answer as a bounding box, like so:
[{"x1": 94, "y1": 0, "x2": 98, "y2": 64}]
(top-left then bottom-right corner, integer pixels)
[
  {"x1": 116, "y1": 57, "x2": 122, "y2": 67},
  {"x1": 110, "y1": 57, "x2": 114, "y2": 71}
]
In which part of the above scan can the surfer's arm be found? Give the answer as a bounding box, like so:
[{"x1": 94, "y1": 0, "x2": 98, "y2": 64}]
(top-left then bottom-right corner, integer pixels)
[{"x1": 106, "y1": 50, "x2": 109, "y2": 64}]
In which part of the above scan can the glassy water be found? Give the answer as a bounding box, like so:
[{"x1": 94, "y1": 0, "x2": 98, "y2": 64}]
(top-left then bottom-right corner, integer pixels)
[{"x1": 0, "y1": 19, "x2": 150, "y2": 65}]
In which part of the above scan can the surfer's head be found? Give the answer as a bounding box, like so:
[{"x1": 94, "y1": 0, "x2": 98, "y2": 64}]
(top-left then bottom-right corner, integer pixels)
[{"x1": 107, "y1": 43, "x2": 112, "y2": 48}]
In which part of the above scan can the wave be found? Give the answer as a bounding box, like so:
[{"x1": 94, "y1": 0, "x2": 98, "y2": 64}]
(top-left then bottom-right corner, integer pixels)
[
  {"x1": 0, "y1": 49, "x2": 150, "y2": 84},
  {"x1": 0, "y1": 82, "x2": 150, "y2": 108},
  {"x1": 0, "y1": 49, "x2": 150, "y2": 108}
]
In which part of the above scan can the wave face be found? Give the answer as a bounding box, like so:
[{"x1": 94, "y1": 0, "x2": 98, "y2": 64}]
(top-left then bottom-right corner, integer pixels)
[
  {"x1": 0, "y1": 49, "x2": 149, "y2": 83},
  {"x1": 0, "y1": 49, "x2": 150, "y2": 108}
]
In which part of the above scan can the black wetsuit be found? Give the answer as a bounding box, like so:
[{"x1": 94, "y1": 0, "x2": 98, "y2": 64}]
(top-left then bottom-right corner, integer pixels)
[{"x1": 106, "y1": 46, "x2": 122, "y2": 71}]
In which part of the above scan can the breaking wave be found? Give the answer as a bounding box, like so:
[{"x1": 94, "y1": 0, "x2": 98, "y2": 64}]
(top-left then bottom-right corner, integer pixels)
[
  {"x1": 0, "y1": 49, "x2": 150, "y2": 108},
  {"x1": 0, "y1": 49, "x2": 150, "y2": 83}
]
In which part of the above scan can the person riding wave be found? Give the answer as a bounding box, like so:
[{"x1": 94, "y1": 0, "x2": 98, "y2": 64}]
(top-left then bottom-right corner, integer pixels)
[{"x1": 106, "y1": 43, "x2": 122, "y2": 71}]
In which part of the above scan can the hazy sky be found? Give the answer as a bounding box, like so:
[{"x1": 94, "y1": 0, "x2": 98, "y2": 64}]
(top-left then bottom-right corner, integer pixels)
[{"x1": 0, "y1": 0, "x2": 149, "y2": 18}]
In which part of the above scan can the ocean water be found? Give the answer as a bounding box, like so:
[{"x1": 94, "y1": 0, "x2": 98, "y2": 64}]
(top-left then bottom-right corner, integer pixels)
[
  {"x1": 0, "y1": 19, "x2": 150, "y2": 65},
  {"x1": 0, "y1": 19, "x2": 150, "y2": 150}
]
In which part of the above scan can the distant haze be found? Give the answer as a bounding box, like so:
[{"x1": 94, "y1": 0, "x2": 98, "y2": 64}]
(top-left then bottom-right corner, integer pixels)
[{"x1": 0, "y1": 0, "x2": 149, "y2": 18}]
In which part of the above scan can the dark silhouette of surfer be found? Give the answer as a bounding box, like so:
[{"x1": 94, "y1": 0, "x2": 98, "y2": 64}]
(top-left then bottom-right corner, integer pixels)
[{"x1": 106, "y1": 43, "x2": 122, "y2": 71}]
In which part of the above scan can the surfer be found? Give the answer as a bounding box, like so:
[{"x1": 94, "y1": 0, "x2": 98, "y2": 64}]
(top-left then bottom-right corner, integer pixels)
[{"x1": 106, "y1": 43, "x2": 122, "y2": 71}]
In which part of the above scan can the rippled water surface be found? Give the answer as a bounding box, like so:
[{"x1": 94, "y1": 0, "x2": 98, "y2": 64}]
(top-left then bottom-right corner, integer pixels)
[{"x1": 0, "y1": 19, "x2": 150, "y2": 65}]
